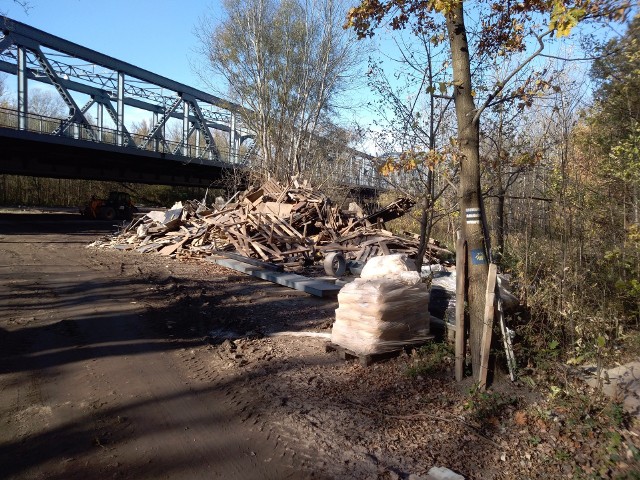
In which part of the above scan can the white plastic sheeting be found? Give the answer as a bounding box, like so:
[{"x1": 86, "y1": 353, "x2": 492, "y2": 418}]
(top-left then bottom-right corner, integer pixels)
[{"x1": 331, "y1": 254, "x2": 431, "y2": 355}]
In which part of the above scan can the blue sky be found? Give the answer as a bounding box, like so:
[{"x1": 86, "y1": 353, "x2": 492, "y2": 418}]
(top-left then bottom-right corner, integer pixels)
[
  {"x1": 1, "y1": 0, "x2": 378, "y2": 149},
  {"x1": 1, "y1": 0, "x2": 629, "y2": 155},
  {"x1": 2, "y1": 0, "x2": 217, "y2": 89}
]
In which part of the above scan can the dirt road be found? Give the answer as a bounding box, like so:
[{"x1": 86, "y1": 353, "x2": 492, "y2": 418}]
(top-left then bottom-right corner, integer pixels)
[
  {"x1": 0, "y1": 212, "x2": 332, "y2": 479},
  {"x1": 6, "y1": 211, "x2": 636, "y2": 480}
]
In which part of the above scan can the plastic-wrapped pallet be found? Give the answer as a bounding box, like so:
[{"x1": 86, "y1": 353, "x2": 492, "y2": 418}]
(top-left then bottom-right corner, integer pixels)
[
  {"x1": 359, "y1": 253, "x2": 416, "y2": 280},
  {"x1": 331, "y1": 254, "x2": 431, "y2": 355}
]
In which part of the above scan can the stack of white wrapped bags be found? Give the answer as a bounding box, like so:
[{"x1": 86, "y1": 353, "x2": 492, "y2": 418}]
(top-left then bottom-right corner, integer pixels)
[{"x1": 331, "y1": 254, "x2": 431, "y2": 355}]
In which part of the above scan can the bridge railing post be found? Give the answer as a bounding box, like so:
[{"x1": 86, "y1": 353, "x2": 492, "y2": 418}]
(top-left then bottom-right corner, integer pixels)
[
  {"x1": 17, "y1": 46, "x2": 28, "y2": 131},
  {"x1": 97, "y1": 103, "x2": 103, "y2": 143},
  {"x1": 116, "y1": 71, "x2": 125, "y2": 147}
]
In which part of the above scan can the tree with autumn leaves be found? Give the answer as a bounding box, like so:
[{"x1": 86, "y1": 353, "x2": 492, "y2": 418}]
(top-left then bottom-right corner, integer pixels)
[{"x1": 345, "y1": 0, "x2": 631, "y2": 379}]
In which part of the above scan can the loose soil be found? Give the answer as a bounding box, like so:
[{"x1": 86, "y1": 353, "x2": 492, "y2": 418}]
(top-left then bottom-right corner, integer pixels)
[{"x1": 1, "y1": 211, "x2": 639, "y2": 479}]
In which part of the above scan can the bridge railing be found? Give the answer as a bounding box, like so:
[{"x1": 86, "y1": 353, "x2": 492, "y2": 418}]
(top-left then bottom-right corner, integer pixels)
[
  {"x1": 0, "y1": 106, "x2": 233, "y2": 164},
  {"x1": 0, "y1": 106, "x2": 383, "y2": 189}
]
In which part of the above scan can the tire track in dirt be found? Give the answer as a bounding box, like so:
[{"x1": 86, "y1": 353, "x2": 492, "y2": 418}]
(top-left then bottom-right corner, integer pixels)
[{"x1": 0, "y1": 215, "x2": 322, "y2": 479}]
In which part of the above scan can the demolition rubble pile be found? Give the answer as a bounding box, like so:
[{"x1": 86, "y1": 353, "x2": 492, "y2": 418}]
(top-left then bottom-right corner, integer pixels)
[{"x1": 94, "y1": 178, "x2": 451, "y2": 270}]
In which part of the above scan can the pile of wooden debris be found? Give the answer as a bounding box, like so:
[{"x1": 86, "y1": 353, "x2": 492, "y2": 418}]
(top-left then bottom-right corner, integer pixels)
[{"x1": 94, "y1": 178, "x2": 451, "y2": 272}]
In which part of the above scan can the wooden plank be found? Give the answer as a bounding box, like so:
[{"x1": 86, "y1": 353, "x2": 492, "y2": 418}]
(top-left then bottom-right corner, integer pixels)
[
  {"x1": 250, "y1": 241, "x2": 282, "y2": 259},
  {"x1": 378, "y1": 240, "x2": 391, "y2": 255},
  {"x1": 316, "y1": 244, "x2": 361, "y2": 252},
  {"x1": 357, "y1": 236, "x2": 383, "y2": 247},
  {"x1": 478, "y1": 263, "x2": 498, "y2": 390},
  {"x1": 254, "y1": 216, "x2": 292, "y2": 240},
  {"x1": 291, "y1": 201, "x2": 307, "y2": 212},
  {"x1": 265, "y1": 212, "x2": 303, "y2": 239},
  {"x1": 356, "y1": 245, "x2": 372, "y2": 263},
  {"x1": 257, "y1": 202, "x2": 294, "y2": 217},
  {"x1": 244, "y1": 187, "x2": 264, "y2": 204},
  {"x1": 278, "y1": 246, "x2": 312, "y2": 255},
  {"x1": 455, "y1": 235, "x2": 466, "y2": 382},
  {"x1": 262, "y1": 178, "x2": 283, "y2": 197},
  {"x1": 136, "y1": 242, "x2": 163, "y2": 253},
  {"x1": 247, "y1": 212, "x2": 284, "y2": 239},
  {"x1": 159, "y1": 236, "x2": 188, "y2": 256},
  {"x1": 249, "y1": 240, "x2": 271, "y2": 261}
]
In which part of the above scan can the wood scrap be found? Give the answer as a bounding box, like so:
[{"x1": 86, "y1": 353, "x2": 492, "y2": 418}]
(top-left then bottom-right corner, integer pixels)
[
  {"x1": 478, "y1": 263, "x2": 498, "y2": 390},
  {"x1": 96, "y1": 177, "x2": 447, "y2": 271}
]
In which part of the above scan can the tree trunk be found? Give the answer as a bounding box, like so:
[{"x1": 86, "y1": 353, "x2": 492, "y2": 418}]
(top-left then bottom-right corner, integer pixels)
[
  {"x1": 415, "y1": 190, "x2": 433, "y2": 271},
  {"x1": 415, "y1": 46, "x2": 437, "y2": 273},
  {"x1": 446, "y1": 4, "x2": 489, "y2": 374},
  {"x1": 496, "y1": 189, "x2": 505, "y2": 259}
]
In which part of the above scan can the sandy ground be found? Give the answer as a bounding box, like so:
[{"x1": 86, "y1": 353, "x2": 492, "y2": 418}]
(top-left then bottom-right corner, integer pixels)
[{"x1": 0, "y1": 212, "x2": 335, "y2": 479}]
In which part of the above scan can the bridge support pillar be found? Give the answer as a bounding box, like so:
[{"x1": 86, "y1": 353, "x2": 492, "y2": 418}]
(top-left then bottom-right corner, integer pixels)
[
  {"x1": 116, "y1": 71, "x2": 125, "y2": 146},
  {"x1": 229, "y1": 112, "x2": 240, "y2": 163},
  {"x1": 182, "y1": 100, "x2": 190, "y2": 156},
  {"x1": 153, "y1": 111, "x2": 159, "y2": 152},
  {"x1": 96, "y1": 102, "x2": 103, "y2": 142},
  {"x1": 17, "y1": 45, "x2": 27, "y2": 130}
]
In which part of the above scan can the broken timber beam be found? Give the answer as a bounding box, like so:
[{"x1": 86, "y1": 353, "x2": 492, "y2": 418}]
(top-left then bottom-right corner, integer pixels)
[{"x1": 478, "y1": 263, "x2": 498, "y2": 390}]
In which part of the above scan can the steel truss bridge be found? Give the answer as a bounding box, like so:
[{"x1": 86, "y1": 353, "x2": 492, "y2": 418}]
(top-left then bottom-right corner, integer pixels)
[{"x1": 0, "y1": 16, "x2": 378, "y2": 189}]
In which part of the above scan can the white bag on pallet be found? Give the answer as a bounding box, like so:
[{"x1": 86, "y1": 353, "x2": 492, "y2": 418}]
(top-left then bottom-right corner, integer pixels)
[
  {"x1": 331, "y1": 274, "x2": 431, "y2": 355},
  {"x1": 359, "y1": 253, "x2": 416, "y2": 280}
]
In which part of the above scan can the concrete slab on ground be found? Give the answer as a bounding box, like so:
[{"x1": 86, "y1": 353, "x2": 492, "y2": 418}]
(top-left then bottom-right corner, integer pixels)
[
  {"x1": 208, "y1": 256, "x2": 342, "y2": 298},
  {"x1": 582, "y1": 360, "x2": 640, "y2": 416}
]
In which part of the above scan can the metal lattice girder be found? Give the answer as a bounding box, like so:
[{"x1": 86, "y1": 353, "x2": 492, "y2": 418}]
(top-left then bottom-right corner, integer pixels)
[
  {"x1": 0, "y1": 15, "x2": 378, "y2": 182},
  {"x1": 96, "y1": 102, "x2": 103, "y2": 141},
  {"x1": 174, "y1": 123, "x2": 220, "y2": 160},
  {"x1": 0, "y1": 15, "x2": 247, "y2": 162},
  {"x1": 138, "y1": 96, "x2": 182, "y2": 150},
  {"x1": 30, "y1": 46, "x2": 97, "y2": 141},
  {"x1": 181, "y1": 99, "x2": 189, "y2": 155},
  {"x1": 102, "y1": 99, "x2": 136, "y2": 147},
  {"x1": 0, "y1": 58, "x2": 233, "y2": 135},
  {"x1": 183, "y1": 93, "x2": 220, "y2": 158},
  {"x1": 45, "y1": 57, "x2": 117, "y2": 90},
  {"x1": 0, "y1": 16, "x2": 246, "y2": 122},
  {"x1": 0, "y1": 33, "x2": 13, "y2": 55},
  {"x1": 116, "y1": 71, "x2": 125, "y2": 146},
  {"x1": 240, "y1": 141, "x2": 258, "y2": 165},
  {"x1": 89, "y1": 89, "x2": 136, "y2": 146},
  {"x1": 208, "y1": 135, "x2": 221, "y2": 161},
  {"x1": 172, "y1": 121, "x2": 194, "y2": 156},
  {"x1": 52, "y1": 98, "x2": 94, "y2": 136}
]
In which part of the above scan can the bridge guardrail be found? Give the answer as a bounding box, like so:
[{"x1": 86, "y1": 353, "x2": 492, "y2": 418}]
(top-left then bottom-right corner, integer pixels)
[
  {"x1": 0, "y1": 106, "x2": 233, "y2": 164},
  {"x1": 0, "y1": 106, "x2": 383, "y2": 190}
]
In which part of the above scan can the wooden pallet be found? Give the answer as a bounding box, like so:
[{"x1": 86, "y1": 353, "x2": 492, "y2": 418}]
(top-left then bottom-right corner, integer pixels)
[{"x1": 325, "y1": 338, "x2": 434, "y2": 366}]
